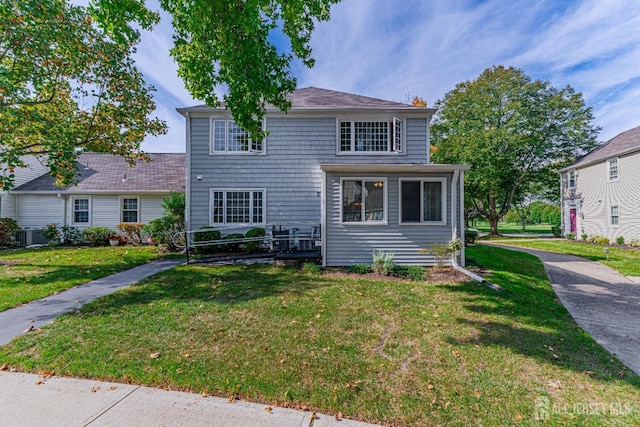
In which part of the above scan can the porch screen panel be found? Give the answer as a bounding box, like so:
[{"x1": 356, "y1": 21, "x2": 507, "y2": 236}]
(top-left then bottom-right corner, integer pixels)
[
  {"x1": 342, "y1": 180, "x2": 362, "y2": 222},
  {"x1": 401, "y1": 181, "x2": 420, "y2": 222},
  {"x1": 423, "y1": 182, "x2": 442, "y2": 222},
  {"x1": 364, "y1": 181, "x2": 384, "y2": 221}
]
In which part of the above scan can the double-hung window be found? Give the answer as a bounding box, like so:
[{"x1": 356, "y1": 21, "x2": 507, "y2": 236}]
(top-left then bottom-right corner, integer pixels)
[
  {"x1": 568, "y1": 170, "x2": 576, "y2": 189},
  {"x1": 73, "y1": 198, "x2": 90, "y2": 224},
  {"x1": 341, "y1": 179, "x2": 386, "y2": 223},
  {"x1": 122, "y1": 197, "x2": 139, "y2": 223},
  {"x1": 339, "y1": 118, "x2": 403, "y2": 154},
  {"x1": 608, "y1": 158, "x2": 619, "y2": 181},
  {"x1": 610, "y1": 205, "x2": 620, "y2": 226},
  {"x1": 400, "y1": 178, "x2": 446, "y2": 224},
  {"x1": 211, "y1": 119, "x2": 263, "y2": 153},
  {"x1": 210, "y1": 189, "x2": 265, "y2": 225}
]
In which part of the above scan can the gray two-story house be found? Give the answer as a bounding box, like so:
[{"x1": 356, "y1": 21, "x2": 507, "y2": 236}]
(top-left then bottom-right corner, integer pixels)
[{"x1": 179, "y1": 87, "x2": 469, "y2": 266}]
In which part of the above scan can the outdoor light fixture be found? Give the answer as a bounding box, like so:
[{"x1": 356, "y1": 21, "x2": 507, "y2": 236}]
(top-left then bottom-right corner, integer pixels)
[{"x1": 604, "y1": 247, "x2": 609, "y2": 260}]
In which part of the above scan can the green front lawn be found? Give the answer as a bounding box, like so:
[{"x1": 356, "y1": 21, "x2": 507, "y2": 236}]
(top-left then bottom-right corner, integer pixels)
[
  {"x1": 472, "y1": 220, "x2": 554, "y2": 234},
  {"x1": 1, "y1": 246, "x2": 639, "y2": 426},
  {"x1": 486, "y1": 238, "x2": 640, "y2": 276},
  {"x1": 0, "y1": 246, "x2": 178, "y2": 311}
]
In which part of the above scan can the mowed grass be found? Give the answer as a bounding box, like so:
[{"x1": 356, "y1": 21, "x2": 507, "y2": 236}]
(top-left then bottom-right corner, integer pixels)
[
  {"x1": 472, "y1": 220, "x2": 554, "y2": 234},
  {"x1": 1, "y1": 246, "x2": 640, "y2": 426},
  {"x1": 486, "y1": 238, "x2": 640, "y2": 276},
  {"x1": 0, "y1": 246, "x2": 176, "y2": 311}
]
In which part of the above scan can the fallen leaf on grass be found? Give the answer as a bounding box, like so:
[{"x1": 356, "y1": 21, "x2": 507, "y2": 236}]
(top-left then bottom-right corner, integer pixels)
[{"x1": 149, "y1": 352, "x2": 160, "y2": 359}]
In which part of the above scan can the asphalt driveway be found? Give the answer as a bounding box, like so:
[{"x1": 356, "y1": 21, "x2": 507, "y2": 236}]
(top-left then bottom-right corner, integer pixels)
[{"x1": 486, "y1": 244, "x2": 640, "y2": 376}]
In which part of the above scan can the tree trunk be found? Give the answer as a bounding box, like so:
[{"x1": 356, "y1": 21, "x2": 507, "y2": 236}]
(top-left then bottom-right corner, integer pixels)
[{"x1": 489, "y1": 217, "x2": 499, "y2": 236}]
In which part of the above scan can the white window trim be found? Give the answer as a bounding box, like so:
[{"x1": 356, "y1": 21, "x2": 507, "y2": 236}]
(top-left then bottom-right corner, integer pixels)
[
  {"x1": 209, "y1": 188, "x2": 266, "y2": 226},
  {"x1": 567, "y1": 170, "x2": 576, "y2": 189},
  {"x1": 71, "y1": 196, "x2": 91, "y2": 225},
  {"x1": 209, "y1": 118, "x2": 266, "y2": 155},
  {"x1": 607, "y1": 158, "x2": 619, "y2": 182},
  {"x1": 339, "y1": 177, "x2": 388, "y2": 225},
  {"x1": 120, "y1": 196, "x2": 140, "y2": 223},
  {"x1": 610, "y1": 204, "x2": 620, "y2": 228},
  {"x1": 336, "y1": 117, "x2": 405, "y2": 155},
  {"x1": 398, "y1": 177, "x2": 447, "y2": 226}
]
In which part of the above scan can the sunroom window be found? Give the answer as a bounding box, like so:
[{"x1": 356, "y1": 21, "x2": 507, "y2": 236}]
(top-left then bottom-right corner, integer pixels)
[
  {"x1": 341, "y1": 179, "x2": 386, "y2": 223},
  {"x1": 400, "y1": 179, "x2": 446, "y2": 224},
  {"x1": 339, "y1": 119, "x2": 403, "y2": 153},
  {"x1": 211, "y1": 120, "x2": 263, "y2": 153}
]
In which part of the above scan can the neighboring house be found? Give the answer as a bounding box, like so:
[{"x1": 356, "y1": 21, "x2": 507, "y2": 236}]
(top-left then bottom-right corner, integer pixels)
[
  {"x1": 9, "y1": 153, "x2": 185, "y2": 239},
  {"x1": 0, "y1": 155, "x2": 50, "y2": 219},
  {"x1": 178, "y1": 87, "x2": 470, "y2": 266},
  {"x1": 560, "y1": 125, "x2": 640, "y2": 242}
]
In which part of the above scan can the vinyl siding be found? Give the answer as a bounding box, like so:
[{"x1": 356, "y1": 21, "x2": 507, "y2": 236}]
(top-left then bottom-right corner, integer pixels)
[
  {"x1": 188, "y1": 116, "x2": 430, "y2": 230},
  {"x1": 563, "y1": 151, "x2": 640, "y2": 241},
  {"x1": 324, "y1": 172, "x2": 456, "y2": 266},
  {"x1": 2, "y1": 156, "x2": 49, "y2": 219},
  {"x1": 15, "y1": 195, "x2": 64, "y2": 227}
]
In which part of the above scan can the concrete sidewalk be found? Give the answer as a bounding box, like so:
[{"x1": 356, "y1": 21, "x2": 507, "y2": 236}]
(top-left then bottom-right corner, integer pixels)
[
  {"x1": 0, "y1": 371, "x2": 377, "y2": 427},
  {"x1": 0, "y1": 258, "x2": 184, "y2": 346},
  {"x1": 485, "y1": 243, "x2": 640, "y2": 376}
]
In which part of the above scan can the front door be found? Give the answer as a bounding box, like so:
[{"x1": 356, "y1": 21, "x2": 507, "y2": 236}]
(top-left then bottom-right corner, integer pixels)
[{"x1": 570, "y1": 208, "x2": 577, "y2": 234}]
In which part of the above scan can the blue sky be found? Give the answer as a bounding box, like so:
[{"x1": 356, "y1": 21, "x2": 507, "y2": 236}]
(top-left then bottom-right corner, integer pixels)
[{"x1": 127, "y1": 0, "x2": 640, "y2": 153}]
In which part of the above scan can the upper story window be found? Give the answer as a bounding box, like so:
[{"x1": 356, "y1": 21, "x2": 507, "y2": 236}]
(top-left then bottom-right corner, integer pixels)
[
  {"x1": 211, "y1": 119, "x2": 263, "y2": 154},
  {"x1": 400, "y1": 178, "x2": 446, "y2": 224},
  {"x1": 338, "y1": 118, "x2": 403, "y2": 154},
  {"x1": 568, "y1": 170, "x2": 576, "y2": 189},
  {"x1": 608, "y1": 158, "x2": 618, "y2": 181},
  {"x1": 341, "y1": 178, "x2": 386, "y2": 223}
]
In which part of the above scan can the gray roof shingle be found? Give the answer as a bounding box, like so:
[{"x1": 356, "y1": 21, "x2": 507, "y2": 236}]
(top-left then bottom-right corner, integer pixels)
[
  {"x1": 12, "y1": 153, "x2": 185, "y2": 193},
  {"x1": 565, "y1": 126, "x2": 640, "y2": 170},
  {"x1": 177, "y1": 87, "x2": 432, "y2": 114}
]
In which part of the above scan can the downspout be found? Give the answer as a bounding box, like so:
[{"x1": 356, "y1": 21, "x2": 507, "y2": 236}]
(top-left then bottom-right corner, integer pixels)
[
  {"x1": 321, "y1": 170, "x2": 327, "y2": 267},
  {"x1": 451, "y1": 169, "x2": 459, "y2": 254},
  {"x1": 184, "y1": 111, "x2": 191, "y2": 235},
  {"x1": 459, "y1": 170, "x2": 466, "y2": 267}
]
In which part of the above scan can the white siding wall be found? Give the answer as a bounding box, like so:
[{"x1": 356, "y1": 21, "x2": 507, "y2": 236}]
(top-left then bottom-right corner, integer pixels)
[
  {"x1": 2, "y1": 156, "x2": 49, "y2": 219},
  {"x1": 15, "y1": 195, "x2": 64, "y2": 227},
  {"x1": 564, "y1": 151, "x2": 640, "y2": 241}
]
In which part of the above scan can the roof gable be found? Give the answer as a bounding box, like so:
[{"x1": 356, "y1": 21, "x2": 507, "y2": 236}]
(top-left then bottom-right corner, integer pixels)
[
  {"x1": 567, "y1": 125, "x2": 640, "y2": 170},
  {"x1": 11, "y1": 153, "x2": 185, "y2": 193}
]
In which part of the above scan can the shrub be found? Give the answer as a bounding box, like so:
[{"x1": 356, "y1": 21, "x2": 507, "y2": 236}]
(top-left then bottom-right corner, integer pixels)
[
  {"x1": 60, "y1": 225, "x2": 81, "y2": 244},
  {"x1": 116, "y1": 223, "x2": 146, "y2": 245},
  {"x1": 565, "y1": 232, "x2": 576, "y2": 240},
  {"x1": 144, "y1": 217, "x2": 182, "y2": 249},
  {"x1": 302, "y1": 262, "x2": 322, "y2": 275},
  {"x1": 590, "y1": 236, "x2": 610, "y2": 245},
  {"x1": 223, "y1": 233, "x2": 245, "y2": 251},
  {"x1": 43, "y1": 223, "x2": 62, "y2": 245},
  {"x1": 82, "y1": 227, "x2": 112, "y2": 246},
  {"x1": 193, "y1": 227, "x2": 221, "y2": 254},
  {"x1": 422, "y1": 239, "x2": 461, "y2": 268},
  {"x1": 245, "y1": 227, "x2": 266, "y2": 251},
  {"x1": 372, "y1": 250, "x2": 395, "y2": 276},
  {"x1": 0, "y1": 217, "x2": 19, "y2": 246},
  {"x1": 392, "y1": 265, "x2": 429, "y2": 281},
  {"x1": 616, "y1": 236, "x2": 625, "y2": 245},
  {"x1": 628, "y1": 238, "x2": 640, "y2": 247},
  {"x1": 550, "y1": 224, "x2": 562, "y2": 237},
  {"x1": 465, "y1": 229, "x2": 478, "y2": 244},
  {"x1": 581, "y1": 233, "x2": 588, "y2": 241},
  {"x1": 348, "y1": 264, "x2": 371, "y2": 274}
]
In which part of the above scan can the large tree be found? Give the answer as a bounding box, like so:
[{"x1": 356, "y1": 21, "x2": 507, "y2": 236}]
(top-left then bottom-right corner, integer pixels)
[
  {"x1": 431, "y1": 65, "x2": 599, "y2": 235},
  {"x1": 91, "y1": 0, "x2": 340, "y2": 139},
  {"x1": 0, "y1": 0, "x2": 167, "y2": 189}
]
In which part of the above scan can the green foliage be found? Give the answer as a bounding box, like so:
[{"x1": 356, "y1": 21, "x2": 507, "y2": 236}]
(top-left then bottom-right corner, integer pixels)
[
  {"x1": 421, "y1": 239, "x2": 461, "y2": 268},
  {"x1": 0, "y1": 0, "x2": 166, "y2": 189},
  {"x1": 565, "y1": 232, "x2": 575, "y2": 240},
  {"x1": 193, "y1": 227, "x2": 221, "y2": 254},
  {"x1": 581, "y1": 233, "x2": 589, "y2": 241},
  {"x1": 223, "y1": 233, "x2": 246, "y2": 252},
  {"x1": 391, "y1": 265, "x2": 429, "y2": 281},
  {"x1": 0, "y1": 218, "x2": 19, "y2": 246},
  {"x1": 550, "y1": 225, "x2": 562, "y2": 237},
  {"x1": 616, "y1": 236, "x2": 625, "y2": 245},
  {"x1": 587, "y1": 236, "x2": 610, "y2": 245},
  {"x1": 431, "y1": 65, "x2": 599, "y2": 235},
  {"x1": 465, "y1": 229, "x2": 478, "y2": 244},
  {"x1": 42, "y1": 223, "x2": 62, "y2": 245},
  {"x1": 348, "y1": 264, "x2": 371, "y2": 274},
  {"x1": 161, "y1": 191, "x2": 185, "y2": 228},
  {"x1": 116, "y1": 223, "x2": 146, "y2": 245},
  {"x1": 245, "y1": 227, "x2": 266, "y2": 251},
  {"x1": 628, "y1": 238, "x2": 640, "y2": 248},
  {"x1": 60, "y1": 225, "x2": 81, "y2": 244},
  {"x1": 81, "y1": 227, "x2": 112, "y2": 246},
  {"x1": 372, "y1": 250, "x2": 395, "y2": 276}
]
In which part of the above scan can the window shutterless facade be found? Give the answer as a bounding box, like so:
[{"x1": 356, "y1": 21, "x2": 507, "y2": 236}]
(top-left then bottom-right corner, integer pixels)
[
  {"x1": 610, "y1": 205, "x2": 620, "y2": 226},
  {"x1": 338, "y1": 118, "x2": 403, "y2": 154},
  {"x1": 210, "y1": 119, "x2": 264, "y2": 154},
  {"x1": 568, "y1": 170, "x2": 576, "y2": 189},
  {"x1": 608, "y1": 158, "x2": 619, "y2": 181},
  {"x1": 210, "y1": 189, "x2": 265, "y2": 225},
  {"x1": 121, "y1": 197, "x2": 139, "y2": 223},
  {"x1": 399, "y1": 178, "x2": 447, "y2": 224},
  {"x1": 72, "y1": 197, "x2": 90, "y2": 224},
  {"x1": 340, "y1": 178, "x2": 387, "y2": 224}
]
